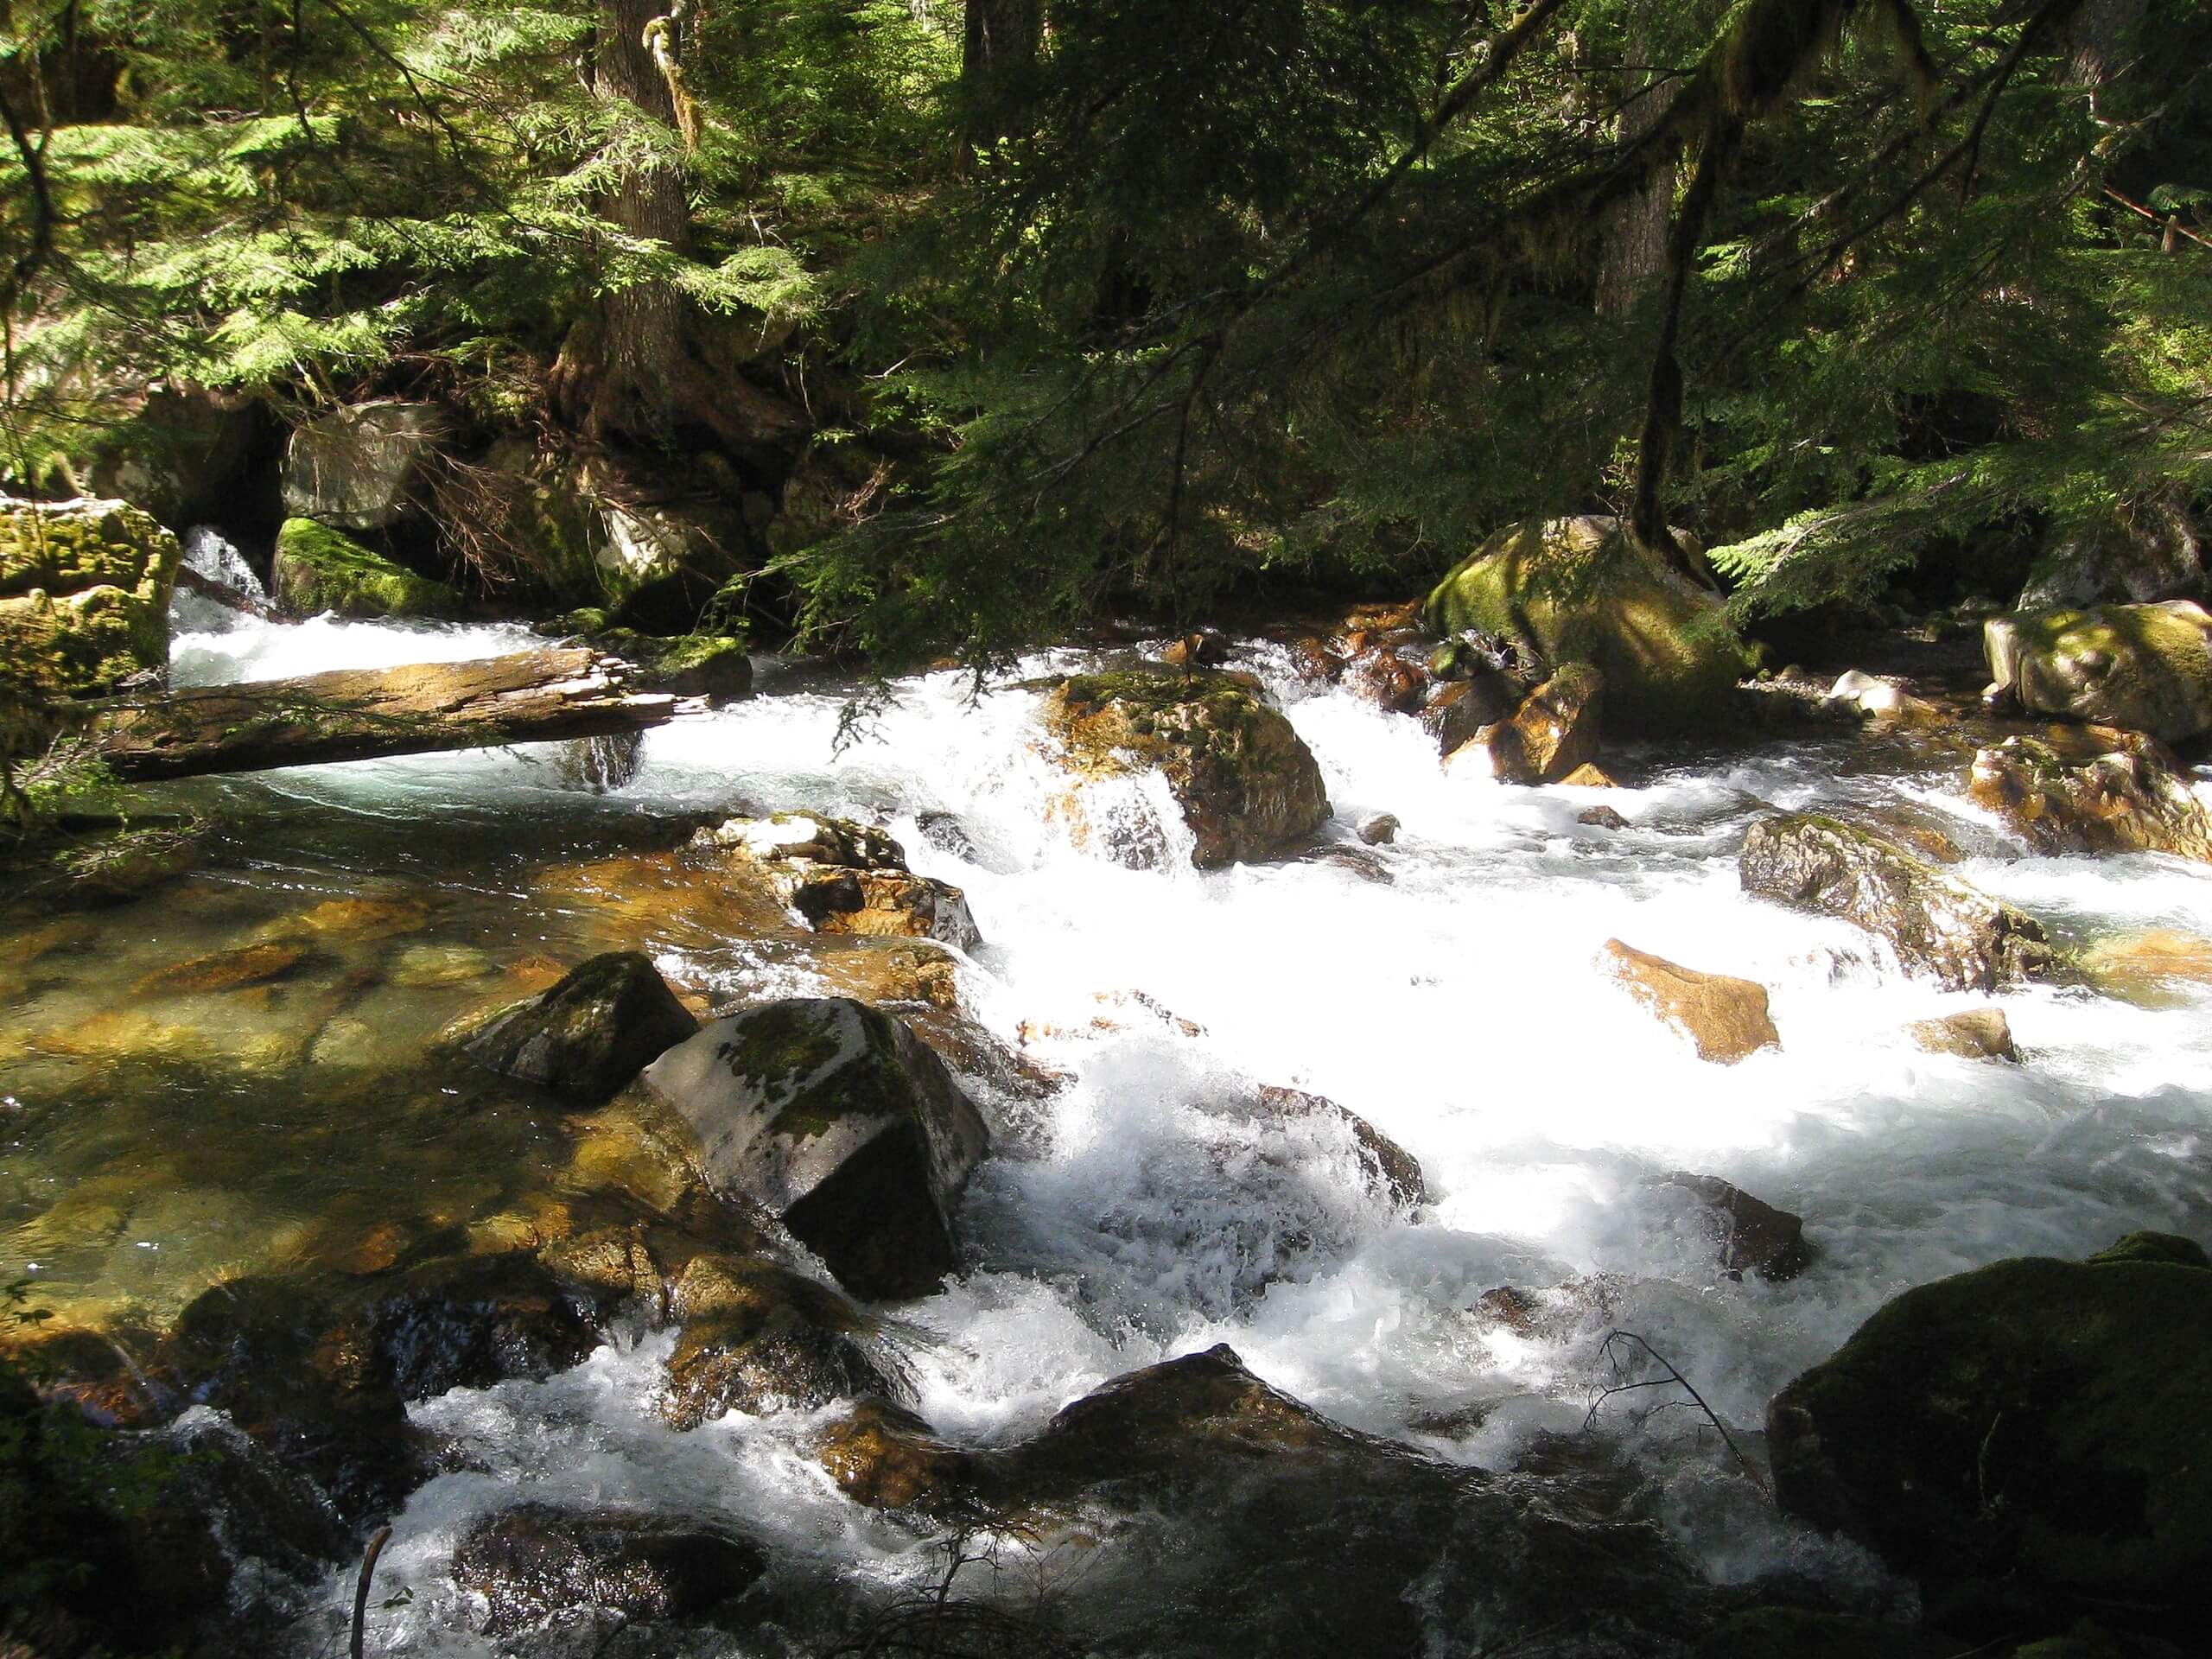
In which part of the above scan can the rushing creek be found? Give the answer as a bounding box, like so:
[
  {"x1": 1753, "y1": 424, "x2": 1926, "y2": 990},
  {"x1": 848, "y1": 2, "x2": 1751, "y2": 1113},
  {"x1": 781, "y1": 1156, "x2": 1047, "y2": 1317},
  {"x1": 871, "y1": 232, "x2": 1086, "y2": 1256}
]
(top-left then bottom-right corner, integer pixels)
[{"x1": 6, "y1": 568, "x2": 2212, "y2": 1655}]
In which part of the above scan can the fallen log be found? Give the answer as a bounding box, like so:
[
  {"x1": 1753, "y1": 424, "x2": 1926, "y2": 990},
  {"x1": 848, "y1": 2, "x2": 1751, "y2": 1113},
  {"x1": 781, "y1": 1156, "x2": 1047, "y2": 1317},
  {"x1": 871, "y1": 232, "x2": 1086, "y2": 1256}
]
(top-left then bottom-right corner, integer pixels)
[{"x1": 83, "y1": 648, "x2": 677, "y2": 781}]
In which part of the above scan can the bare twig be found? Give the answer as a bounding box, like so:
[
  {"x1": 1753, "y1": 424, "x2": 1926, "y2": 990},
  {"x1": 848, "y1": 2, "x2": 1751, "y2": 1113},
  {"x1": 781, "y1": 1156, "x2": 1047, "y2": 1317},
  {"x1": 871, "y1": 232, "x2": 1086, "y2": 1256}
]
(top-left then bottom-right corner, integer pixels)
[
  {"x1": 1585, "y1": 1330, "x2": 1772, "y2": 1502},
  {"x1": 350, "y1": 1524, "x2": 392, "y2": 1659}
]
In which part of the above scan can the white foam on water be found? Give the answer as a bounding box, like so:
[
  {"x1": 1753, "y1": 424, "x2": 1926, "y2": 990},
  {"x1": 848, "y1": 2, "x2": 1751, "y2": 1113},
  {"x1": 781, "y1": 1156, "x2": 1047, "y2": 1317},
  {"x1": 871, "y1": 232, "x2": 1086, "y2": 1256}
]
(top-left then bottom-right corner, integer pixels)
[
  {"x1": 170, "y1": 609, "x2": 541, "y2": 688},
  {"x1": 234, "y1": 628, "x2": 2212, "y2": 1649}
]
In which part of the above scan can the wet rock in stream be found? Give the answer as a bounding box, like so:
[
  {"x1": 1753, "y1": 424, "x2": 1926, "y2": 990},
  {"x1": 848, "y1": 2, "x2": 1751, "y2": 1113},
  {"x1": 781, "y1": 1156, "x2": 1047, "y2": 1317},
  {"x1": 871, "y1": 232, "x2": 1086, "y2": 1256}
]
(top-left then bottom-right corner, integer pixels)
[
  {"x1": 817, "y1": 1344, "x2": 1723, "y2": 1657},
  {"x1": 689, "y1": 811, "x2": 982, "y2": 949},
  {"x1": 659, "y1": 1252, "x2": 899, "y2": 1427},
  {"x1": 461, "y1": 950, "x2": 700, "y2": 1101},
  {"x1": 1035, "y1": 664, "x2": 1331, "y2": 868},
  {"x1": 637, "y1": 997, "x2": 990, "y2": 1301},
  {"x1": 453, "y1": 1503, "x2": 767, "y2": 1636},
  {"x1": 1739, "y1": 813, "x2": 2056, "y2": 991},
  {"x1": 156, "y1": 1251, "x2": 607, "y2": 1524}
]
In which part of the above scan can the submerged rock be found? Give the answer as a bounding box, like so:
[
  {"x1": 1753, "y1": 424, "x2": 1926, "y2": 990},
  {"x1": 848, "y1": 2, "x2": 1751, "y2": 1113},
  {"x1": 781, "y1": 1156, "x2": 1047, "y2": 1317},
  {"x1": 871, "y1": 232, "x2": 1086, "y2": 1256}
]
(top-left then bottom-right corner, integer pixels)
[
  {"x1": 1739, "y1": 814, "x2": 2055, "y2": 991},
  {"x1": 1446, "y1": 662, "x2": 1605, "y2": 785},
  {"x1": 1603, "y1": 939, "x2": 1780, "y2": 1065},
  {"x1": 1909, "y1": 1008, "x2": 2018, "y2": 1062},
  {"x1": 1769, "y1": 1235, "x2": 2212, "y2": 1638},
  {"x1": 159, "y1": 1253, "x2": 601, "y2": 1524},
  {"x1": 2079, "y1": 928, "x2": 2212, "y2": 1007},
  {"x1": 1984, "y1": 603, "x2": 2212, "y2": 742},
  {"x1": 1421, "y1": 515, "x2": 1751, "y2": 733},
  {"x1": 1968, "y1": 735, "x2": 2212, "y2": 864},
  {"x1": 462, "y1": 950, "x2": 699, "y2": 1102},
  {"x1": 1249, "y1": 1084, "x2": 1427, "y2": 1208},
  {"x1": 0, "y1": 494, "x2": 182, "y2": 698},
  {"x1": 690, "y1": 813, "x2": 981, "y2": 950},
  {"x1": 453, "y1": 1503, "x2": 765, "y2": 1636},
  {"x1": 270, "y1": 517, "x2": 458, "y2": 619},
  {"x1": 638, "y1": 998, "x2": 990, "y2": 1300},
  {"x1": 660, "y1": 1253, "x2": 896, "y2": 1427},
  {"x1": 1037, "y1": 665, "x2": 1330, "y2": 868}
]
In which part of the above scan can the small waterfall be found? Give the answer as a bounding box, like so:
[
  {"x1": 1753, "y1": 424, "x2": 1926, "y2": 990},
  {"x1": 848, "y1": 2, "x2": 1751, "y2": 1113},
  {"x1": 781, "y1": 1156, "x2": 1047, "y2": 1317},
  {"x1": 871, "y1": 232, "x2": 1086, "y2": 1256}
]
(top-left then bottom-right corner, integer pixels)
[{"x1": 169, "y1": 524, "x2": 270, "y2": 634}]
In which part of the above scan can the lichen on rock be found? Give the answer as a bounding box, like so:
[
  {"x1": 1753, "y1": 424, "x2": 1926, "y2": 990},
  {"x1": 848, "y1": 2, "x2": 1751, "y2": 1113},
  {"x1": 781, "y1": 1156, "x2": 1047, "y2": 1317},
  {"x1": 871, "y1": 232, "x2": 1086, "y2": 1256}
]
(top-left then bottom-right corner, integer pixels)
[
  {"x1": 1421, "y1": 516, "x2": 1751, "y2": 734},
  {"x1": 1035, "y1": 664, "x2": 1330, "y2": 869}
]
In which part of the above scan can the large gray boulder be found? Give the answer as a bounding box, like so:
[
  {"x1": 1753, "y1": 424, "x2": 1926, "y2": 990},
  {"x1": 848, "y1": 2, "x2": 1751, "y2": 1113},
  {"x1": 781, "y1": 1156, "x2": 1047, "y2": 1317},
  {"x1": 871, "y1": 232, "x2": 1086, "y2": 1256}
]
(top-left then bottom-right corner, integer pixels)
[
  {"x1": 463, "y1": 950, "x2": 699, "y2": 1102},
  {"x1": 1740, "y1": 815, "x2": 2055, "y2": 991},
  {"x1": 281, "y1": 401, "x2": 447, "y2": 531},
  {"x1": 638, "y1": 998, "x2": 990, "y2": 1300},
  {"x1": 1984, "y1": 602, "x2": 2212, "y2": 743}
]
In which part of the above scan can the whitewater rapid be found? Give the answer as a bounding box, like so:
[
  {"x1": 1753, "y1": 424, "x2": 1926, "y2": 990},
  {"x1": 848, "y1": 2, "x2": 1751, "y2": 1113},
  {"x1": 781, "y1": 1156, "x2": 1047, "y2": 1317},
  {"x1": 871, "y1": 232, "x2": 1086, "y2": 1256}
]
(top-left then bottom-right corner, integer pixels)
[{"x1": 156, "y1": 601, "x2": 2212, "y2": 1652}]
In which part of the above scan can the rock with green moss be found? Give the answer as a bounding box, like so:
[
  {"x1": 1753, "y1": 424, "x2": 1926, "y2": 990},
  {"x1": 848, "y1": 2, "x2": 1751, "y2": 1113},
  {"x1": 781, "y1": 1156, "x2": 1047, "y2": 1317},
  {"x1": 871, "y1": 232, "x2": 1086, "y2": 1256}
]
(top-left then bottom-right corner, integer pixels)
[
  {"x1": 270, "y1": 518, "x2": 459, "y2": 619},
  {"x1": 1768, "y1": 1235, "x2": 2212, "y2": 1634},
  {"x1": 639, "y1": 998, "x2": 990, "y2": 1300},
  {"x1": 659, "y1": 1252, "x2": 898, "y2": 1427},
  {"x1": 1037, "y1": 665, "x2": 1330, "y2": 869},
  {"x1": 1, "y1": 495, "x2": 182, "y2": 696},
  {"x1": 1421, "y1": 516, "x2": 1751, "y2": 734},
  {"x1": 462, "y1": 950, "x2": 700, "y2": 1102},
  {"x1": 587, "y1": 627, "x2": 752, "y2": 702},
  {"x1": 1740, "y1": 813, "x2": 2056, "y2": 991},
  {"x1": 1969, "y1": 734, "x2": 2212, "y2": 864},
  {"x1": 1984, "y1": 604, "x2": 2212, "y2": 743},
  {"x1": 281, "y1": 401, "x2": 446, "y2": 531}
]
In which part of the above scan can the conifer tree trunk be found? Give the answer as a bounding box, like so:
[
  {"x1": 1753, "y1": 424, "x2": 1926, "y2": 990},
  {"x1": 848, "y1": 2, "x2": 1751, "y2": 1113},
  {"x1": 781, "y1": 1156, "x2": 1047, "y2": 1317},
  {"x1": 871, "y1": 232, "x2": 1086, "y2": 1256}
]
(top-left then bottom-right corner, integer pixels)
[
  {"x1": 961, "y1": 0, "x2": 1040, "y2": 155},
  {"x1": 553, "y1": 1, "x2": 702, "y2": 444},
  {"x1": 1596, "y1": 15, "x2": 1673, "y2": 318}
]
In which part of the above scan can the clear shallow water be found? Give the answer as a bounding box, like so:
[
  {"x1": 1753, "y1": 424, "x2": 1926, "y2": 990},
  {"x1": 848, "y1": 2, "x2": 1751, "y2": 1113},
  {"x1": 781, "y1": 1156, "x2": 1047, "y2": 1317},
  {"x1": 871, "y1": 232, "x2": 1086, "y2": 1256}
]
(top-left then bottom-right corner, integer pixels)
[{"x1": 10, "y1": 616, "x2": 2212, "y2": 1650}]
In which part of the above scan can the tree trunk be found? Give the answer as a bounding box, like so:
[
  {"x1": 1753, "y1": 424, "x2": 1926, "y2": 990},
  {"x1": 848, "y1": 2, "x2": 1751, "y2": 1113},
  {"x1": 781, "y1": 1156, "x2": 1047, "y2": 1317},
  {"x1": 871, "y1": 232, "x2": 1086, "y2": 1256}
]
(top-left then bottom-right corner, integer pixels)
[
  {"x1": 553, "y1": 0, "x2": 779, "y2": 448},
  {"x1": 1596, "y1": 15, "x2": 1673, "y2": 318},
  {"x1": 961, "y1": 0, "x2": 1040, "y2": 156}
]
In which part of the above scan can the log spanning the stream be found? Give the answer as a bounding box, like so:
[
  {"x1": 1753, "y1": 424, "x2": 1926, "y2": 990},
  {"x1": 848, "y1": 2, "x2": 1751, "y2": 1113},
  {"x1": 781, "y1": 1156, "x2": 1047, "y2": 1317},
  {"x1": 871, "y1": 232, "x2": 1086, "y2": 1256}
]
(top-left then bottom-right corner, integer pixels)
[{"x1": 83, "y1": 648, "x2": 678, "y2": 781}]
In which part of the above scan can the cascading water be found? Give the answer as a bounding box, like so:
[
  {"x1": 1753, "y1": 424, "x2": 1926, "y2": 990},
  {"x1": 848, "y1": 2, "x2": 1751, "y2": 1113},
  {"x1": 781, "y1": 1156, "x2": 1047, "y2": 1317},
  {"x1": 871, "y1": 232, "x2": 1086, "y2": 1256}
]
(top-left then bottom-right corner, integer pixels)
[
  {"x1": 9, "y1": 610, "x2": 2211, "y2": 1654},
  {"x1": 167, "y1": 524, "x2": 270, "y2": 635}
]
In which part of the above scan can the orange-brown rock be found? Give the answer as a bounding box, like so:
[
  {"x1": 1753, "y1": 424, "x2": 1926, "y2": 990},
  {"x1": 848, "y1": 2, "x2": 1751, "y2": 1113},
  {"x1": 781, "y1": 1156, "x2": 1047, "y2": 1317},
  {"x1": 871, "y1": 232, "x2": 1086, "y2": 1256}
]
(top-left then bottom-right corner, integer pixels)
[
  {"x1": 1446, "y1": 663, "x2": 1605, "y2": 786},
  {"x1": 1602, "y1": 938, "x2": 1779, "y2": 1065}
]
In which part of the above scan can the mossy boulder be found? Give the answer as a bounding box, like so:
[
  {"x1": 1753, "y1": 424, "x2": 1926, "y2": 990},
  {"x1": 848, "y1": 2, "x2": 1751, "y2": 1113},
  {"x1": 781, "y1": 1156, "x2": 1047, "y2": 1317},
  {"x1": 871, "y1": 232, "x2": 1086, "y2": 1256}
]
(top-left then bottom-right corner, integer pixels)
[
  {"x1": 638, "y1": 998, "x2": 991, "y2": 1300},
  {"x1": 1740, "y1": 814, "x2": 2056, "y2": 991},
  {"x1": 1984, "y1": 604, "x2": 2212, "y2": 743},
  {"x1": 270, "y1": 517, "x2": 459, "y2": 619},
  {"x1": 1421, "y1": 516, "x2": 1751, "y2": 734},
  {"x1": 1037, "y1": 665, "x2": 1330, "y2": 869},
  {"x1": 659, "y1": 1253, "x2": 897, "y2": 1427},
  {"x1": 1968, "y1": 735, "x2": 2212, "y2": 864},
  {"x1": 1768, "y1": 1236, "x2": 2212, "y2": 1636},
  {"x1": 462, "y1": 950, "x2": 700, "y2": 1102},
  {"x1": 0, "y1": 494, "x2": 182, "y2": 696}
]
